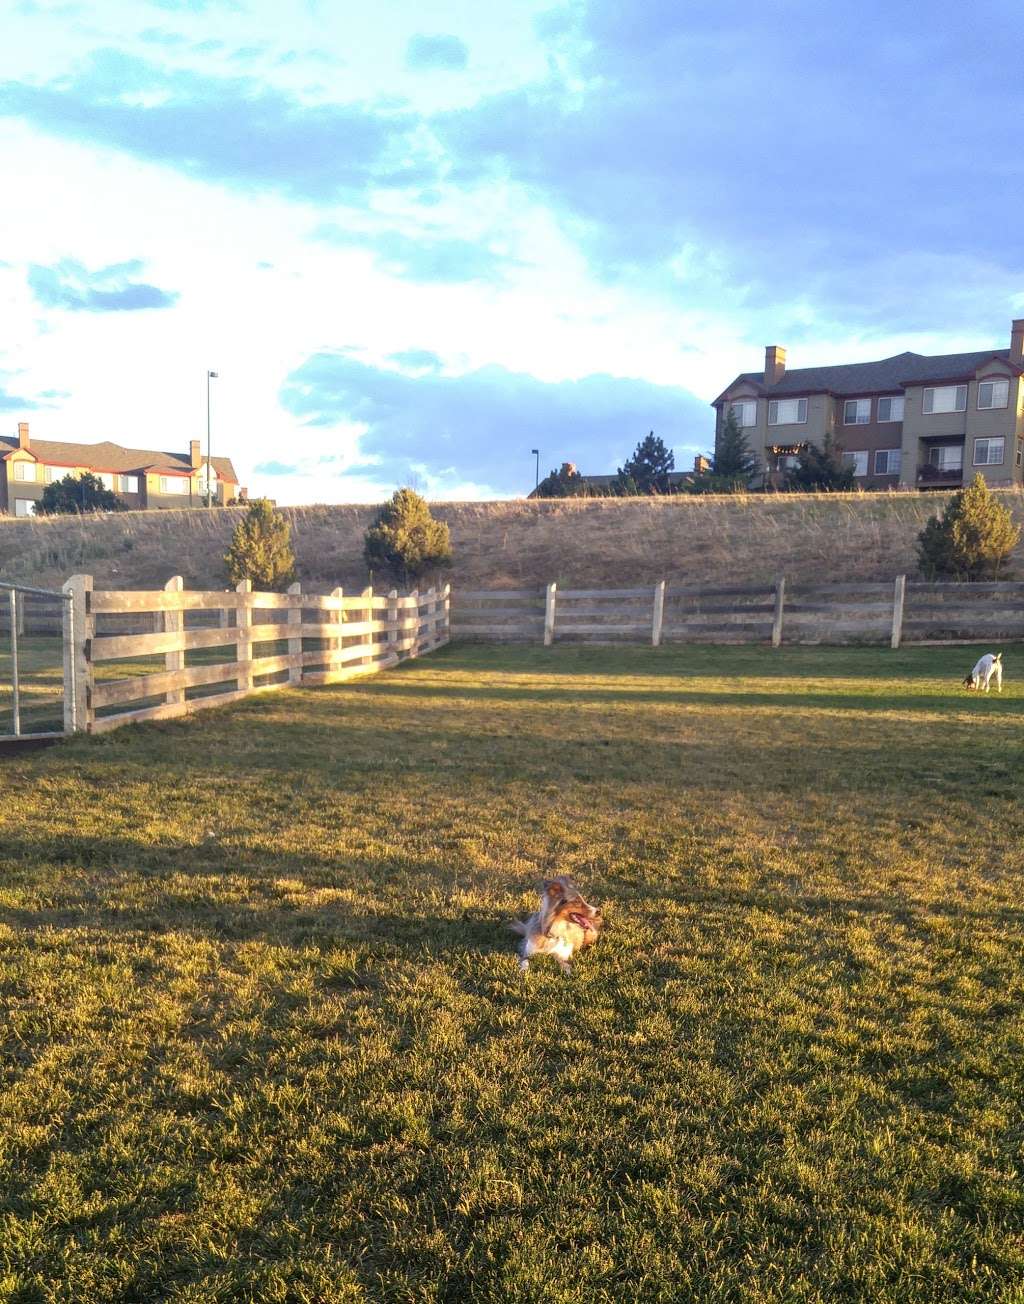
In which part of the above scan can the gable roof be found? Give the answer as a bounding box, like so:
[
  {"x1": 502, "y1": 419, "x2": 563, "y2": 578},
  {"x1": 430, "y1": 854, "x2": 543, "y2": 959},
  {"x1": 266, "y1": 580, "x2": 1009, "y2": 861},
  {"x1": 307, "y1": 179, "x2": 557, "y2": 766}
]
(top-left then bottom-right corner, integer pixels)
[
  {"x1": 0, "y1": 436, "x2": 237, "y2": 481},
  {"x1": 716, "y1": 348, "x2": 1020, "y2": 403}
]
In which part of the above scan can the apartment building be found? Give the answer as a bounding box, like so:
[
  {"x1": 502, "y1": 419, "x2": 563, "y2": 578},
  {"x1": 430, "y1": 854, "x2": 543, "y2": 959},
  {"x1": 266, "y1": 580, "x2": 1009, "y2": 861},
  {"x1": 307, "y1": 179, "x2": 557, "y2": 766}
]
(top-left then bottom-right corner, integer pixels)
[
  {"x1": 712, "y1": 321, "x2": 1024, "y2": 491},
  {"x1": 0, "y1": 423, "x2": 240, "y2": 515}
]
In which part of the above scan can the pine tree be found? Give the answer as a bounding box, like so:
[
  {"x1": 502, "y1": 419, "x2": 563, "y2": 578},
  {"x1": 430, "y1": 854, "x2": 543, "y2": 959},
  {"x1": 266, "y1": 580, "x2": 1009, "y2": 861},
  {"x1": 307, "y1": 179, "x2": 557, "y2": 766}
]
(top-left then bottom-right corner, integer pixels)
[
  {"x1": 224, "y1": 498, "x2": 296, "y2": 590},
  {"x1": 534, "y1": 464, "x2": 592, "y2": 498},
  {"x1": 363, "y1": 488, "x2": 453, "y2": 585},
  {"x1": 37, "y1": 472, "x2": 124, "y2": 515},
  {"x1": 615, "y1": 432, "x2": 675, "y2": 495},
  {"x1": 917, "y1": 474, "x2": 1020, "y2": 580},
  {"x1": 713, "y1": 408, "x2": 759, "y2": 483},
  {"x1": 786, "y1": 433, "x2": 856, "y2": 492}
]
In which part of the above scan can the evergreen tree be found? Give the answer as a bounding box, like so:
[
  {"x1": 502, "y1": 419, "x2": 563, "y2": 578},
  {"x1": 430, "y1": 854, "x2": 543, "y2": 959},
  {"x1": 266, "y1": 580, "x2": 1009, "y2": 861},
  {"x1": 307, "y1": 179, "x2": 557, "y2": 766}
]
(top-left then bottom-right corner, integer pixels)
[
  {"x1": 363, "y1": 488, "x2": 453, "y2": 585},
  {"x1": 36, "y1": 472, "x2": 124, "y2": 515},
  {"x1": 712, "y1": 408, "x2": 759, "y2": 483},
  {"x1": 224, "y1": 498, "x2": 296, "y2": 590},
  {"x1": 917, "y1": 473, "x2": 1020, "y2": 580},
  {"x1": 535, "y1": 464, "x2": 591, "y2": 498},
  {"x1": 785, "y1": 433, "x2": 856, "y2": 492},
  {"x1": 615, "y1": 432, "x2": 675, "y2": 495}
]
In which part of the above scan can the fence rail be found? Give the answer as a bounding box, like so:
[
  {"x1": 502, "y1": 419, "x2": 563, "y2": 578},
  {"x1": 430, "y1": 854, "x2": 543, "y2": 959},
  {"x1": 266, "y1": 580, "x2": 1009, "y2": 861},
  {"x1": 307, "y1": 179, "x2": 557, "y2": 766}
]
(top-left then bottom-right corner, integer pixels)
[
  {"x1": 66, "y1": 575, "x2": 450, "y2": 735},
  {"x1": 451, "y1": 577, "x2": 1024, "y2": 648}
]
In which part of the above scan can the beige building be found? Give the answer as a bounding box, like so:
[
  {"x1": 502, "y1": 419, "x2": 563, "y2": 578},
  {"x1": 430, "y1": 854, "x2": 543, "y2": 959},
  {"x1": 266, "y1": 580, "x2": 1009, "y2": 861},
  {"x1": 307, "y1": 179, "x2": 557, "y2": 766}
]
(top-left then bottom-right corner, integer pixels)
[
  {"x1": 0, "y1": 422, "x2": 240, "y2": 516},
  {"x1": 713, "y1": 322, "x2": 1024, "y2": 491}
]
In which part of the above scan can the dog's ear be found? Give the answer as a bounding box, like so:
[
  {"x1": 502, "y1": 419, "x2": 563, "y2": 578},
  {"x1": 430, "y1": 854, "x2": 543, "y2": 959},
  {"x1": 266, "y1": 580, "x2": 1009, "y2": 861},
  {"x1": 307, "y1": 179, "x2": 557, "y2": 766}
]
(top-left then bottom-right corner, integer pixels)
[{"x1": 543, "y1": 879, "x2": 565, "y2": 898}]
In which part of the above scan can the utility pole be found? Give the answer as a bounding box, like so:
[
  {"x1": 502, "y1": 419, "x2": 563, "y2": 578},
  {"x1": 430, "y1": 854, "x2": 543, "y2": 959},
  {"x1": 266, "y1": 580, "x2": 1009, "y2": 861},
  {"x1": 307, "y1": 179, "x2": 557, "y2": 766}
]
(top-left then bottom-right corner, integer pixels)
[{"x1": 206, "y1": 369, "x2": 219, "y2": 507}]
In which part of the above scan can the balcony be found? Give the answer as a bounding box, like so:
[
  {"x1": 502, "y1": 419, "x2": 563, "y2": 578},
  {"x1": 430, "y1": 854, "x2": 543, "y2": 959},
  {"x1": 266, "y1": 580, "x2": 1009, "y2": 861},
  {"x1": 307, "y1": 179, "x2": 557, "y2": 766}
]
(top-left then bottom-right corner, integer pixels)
[{"x1": 917, "y1": 463, "x2": 963, "y2": 486}]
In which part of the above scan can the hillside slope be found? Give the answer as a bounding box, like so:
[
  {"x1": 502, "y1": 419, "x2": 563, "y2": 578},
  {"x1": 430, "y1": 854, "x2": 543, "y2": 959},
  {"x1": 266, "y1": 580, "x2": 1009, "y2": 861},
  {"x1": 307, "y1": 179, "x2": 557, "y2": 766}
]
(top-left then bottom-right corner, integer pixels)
[{"x1": 1, "y1": 492, "x2": 1021, "y2": 593}]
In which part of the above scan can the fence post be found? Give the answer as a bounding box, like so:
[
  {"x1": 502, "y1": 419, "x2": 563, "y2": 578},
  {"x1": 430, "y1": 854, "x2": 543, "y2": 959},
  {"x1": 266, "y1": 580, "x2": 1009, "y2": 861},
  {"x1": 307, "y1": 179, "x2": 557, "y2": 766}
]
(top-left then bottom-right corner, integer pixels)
[
  {"x1": 361, "y1": 585, "x2": 374, "y2": 667},
  {"x1": 236, "y1": 578, "x2": 253, "y2": 693},
  {"x1": 407, "y1": 590, "x2": 419, "y2": 658},
  {"x1": 330, "y1": 586, "x2": 344, "y2": 676},
  {"x1": 771, "y1": 576, "x2": 786, "y2": 648},
  {"x1": 425, "y1": 586, "x2": 437, "y2": 651},
  {"x1": 387, "y1": 589, "x2": 399, "y2": 660},
  {"x1": 62, "y1": 573, "x2": 93, "y2": 733},
  {"x1": 891, "y1": 574, "x2": 906, "y2": 650},
  {"x1": 287, "y1": 581, "x2": 302, "y2": 685},
  {"x1": 652, "y1": 580, "x2": 666, "y2": 647},
  {"x1": 442, "y1": 583, "x2": 451, "y2": 644},
  {"x1": 164, "y1": 575, "x2": 185, "y2": 706},
  {"x1": 544, "y1": 582, "x2": 557, "y2": 646}
]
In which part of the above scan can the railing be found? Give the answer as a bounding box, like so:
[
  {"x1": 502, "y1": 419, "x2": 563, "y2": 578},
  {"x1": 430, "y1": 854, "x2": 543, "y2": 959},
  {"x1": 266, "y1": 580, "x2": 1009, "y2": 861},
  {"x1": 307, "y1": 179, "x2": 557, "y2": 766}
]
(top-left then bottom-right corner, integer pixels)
[
  {"x1": 65, "y1": 575, "x2": 450, "y2": 734},
  {"x1": 0, "y1": 580, "x2": 75, "y2": 740},
  {"x1": 917, "y1": 464, "x2": 963, "y2": 485}
]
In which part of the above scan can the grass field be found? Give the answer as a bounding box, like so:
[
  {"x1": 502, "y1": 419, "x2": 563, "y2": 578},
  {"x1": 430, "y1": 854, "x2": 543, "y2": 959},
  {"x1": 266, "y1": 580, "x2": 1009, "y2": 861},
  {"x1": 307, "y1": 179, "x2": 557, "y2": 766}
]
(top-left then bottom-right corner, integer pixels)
[{"x1": 2, "y1": 643, "x2": 1024, "y2": 1301}]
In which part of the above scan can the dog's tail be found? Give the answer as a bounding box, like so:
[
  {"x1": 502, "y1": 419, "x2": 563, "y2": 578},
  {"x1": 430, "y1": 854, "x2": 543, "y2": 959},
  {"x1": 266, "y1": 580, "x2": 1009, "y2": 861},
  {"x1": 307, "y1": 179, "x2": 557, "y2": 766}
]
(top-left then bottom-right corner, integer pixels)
[
  {"x1": 507, "y1": 919, "x2": 528, "y2": 936},
  {"x1": 996, "y1": 651, "x2": 1003, "y2": 663}
]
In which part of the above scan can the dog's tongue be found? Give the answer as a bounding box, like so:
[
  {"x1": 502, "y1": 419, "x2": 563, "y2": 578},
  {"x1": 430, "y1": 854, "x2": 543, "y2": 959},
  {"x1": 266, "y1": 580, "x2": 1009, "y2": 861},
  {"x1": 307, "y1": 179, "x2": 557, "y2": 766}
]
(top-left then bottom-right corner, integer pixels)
[{"x1": 569, "y1": 911, "x2": 593, "y2": 931}]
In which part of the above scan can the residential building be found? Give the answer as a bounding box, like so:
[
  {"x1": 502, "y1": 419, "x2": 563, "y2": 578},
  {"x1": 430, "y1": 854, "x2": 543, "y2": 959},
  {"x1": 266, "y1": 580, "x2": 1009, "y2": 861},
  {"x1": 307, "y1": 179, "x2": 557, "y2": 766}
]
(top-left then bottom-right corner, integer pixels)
[
  {"x1": 527, "y1": 457, "x2": 709, "y2": 497},
  {"x1": 712, "y1": 321, "x2": 1024, "y2": 491},
  {"x1": 0, "y1": 423, "x2": 241, "y2": 516}
]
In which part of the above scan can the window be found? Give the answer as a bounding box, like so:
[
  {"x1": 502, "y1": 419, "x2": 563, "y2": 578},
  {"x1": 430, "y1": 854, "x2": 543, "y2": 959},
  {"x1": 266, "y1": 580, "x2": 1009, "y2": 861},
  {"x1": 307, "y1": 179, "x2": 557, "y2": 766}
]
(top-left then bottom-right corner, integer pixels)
[
  {"x1": 843, "y1": 399, "x2": 871, "y2": 425},
  {"x1": 729, "y1": 400, "x2": 757, "y2": 427},
  {"x1": 159, "y1": 476, "x2": 191, "y2": 495},
  {"x1": 96, "y1": 472, "x2": 114, "y2": 491},
  {"x1": 875, "y1": 449, "x2": 902, "y2": 475},
  {"x1": 845, "y1": 451, "x2": 868, "y2": 476},
  {"x1": 923, "y1": 384, "x2": 967, "y2": 414},
  {"x1": 928, "y1": 445, "x2": 963, "y2": 471},
  {"x1": 13, "y1": 462, "x2": 35, "y2": 482},
  {"x1": 42, "y1": 465, "x2": 57, "y2": 484},
  {"x1": 978, "y1": 379, "x2": 1009, "y2": 410},
  {"x1": 13, "y1": 498, "x2": 36, "y2": 517},
  {"x1": 118, "y1": 474, "x2": 139, "y2": 494},
  {"x1": 877, "y1": 396, "x2": 905, "y2": 423},
  {"x1": 768, "y1": 397, "x2": 808, "y2": 425},
  {"x1": 974, "y1": 437, "x2": 1005, "y2": 466}
]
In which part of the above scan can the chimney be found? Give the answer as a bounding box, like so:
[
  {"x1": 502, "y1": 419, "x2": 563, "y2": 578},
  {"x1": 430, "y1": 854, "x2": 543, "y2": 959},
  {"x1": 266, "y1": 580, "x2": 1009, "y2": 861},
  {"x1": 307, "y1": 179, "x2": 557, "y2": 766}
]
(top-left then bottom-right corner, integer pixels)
[
  {"x1": 764, "y1": 345, "x2": 786, "y2": 385},
  {"x1": 1011, "y1": 320, "x2": 1024, "y2": 364},
  {"x1": 561, "y1": 462, "x2": 577, "y2": 476},
  {"x1": 189, "y1": 439, "x2": 201, "y2": 469},
  {"x1": 693, "y1": 454, "x2": 711, "y2": 474},
  {"x1": 17, "y1": 421, "x2": 29, "y2": 450}
]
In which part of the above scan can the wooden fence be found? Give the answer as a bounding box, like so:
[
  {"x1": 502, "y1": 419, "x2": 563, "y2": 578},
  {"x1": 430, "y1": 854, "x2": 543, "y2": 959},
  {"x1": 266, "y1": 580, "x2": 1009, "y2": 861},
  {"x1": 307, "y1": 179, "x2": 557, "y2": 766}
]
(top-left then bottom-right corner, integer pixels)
[
  {"x1": 63, "y1": 575, "x2": 450, "y2": 734},
  {"x1": 451, "y1": 578, "x2": 1024, "y2": 648}
]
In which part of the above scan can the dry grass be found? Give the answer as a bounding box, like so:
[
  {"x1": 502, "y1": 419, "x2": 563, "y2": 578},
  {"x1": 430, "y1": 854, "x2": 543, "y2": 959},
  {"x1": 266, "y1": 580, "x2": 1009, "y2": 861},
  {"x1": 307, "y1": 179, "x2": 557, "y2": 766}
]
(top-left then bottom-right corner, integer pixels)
[{"x1": 3, "y1": 491, "x2": 1024, "y2": 594}]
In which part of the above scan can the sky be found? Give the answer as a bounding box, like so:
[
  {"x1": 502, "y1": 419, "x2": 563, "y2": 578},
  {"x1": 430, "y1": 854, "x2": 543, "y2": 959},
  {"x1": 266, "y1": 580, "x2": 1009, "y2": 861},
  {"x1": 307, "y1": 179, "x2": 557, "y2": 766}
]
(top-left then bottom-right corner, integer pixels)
[{"x1": 1, "y1": 0, "x2": 1022, "y2": 503}]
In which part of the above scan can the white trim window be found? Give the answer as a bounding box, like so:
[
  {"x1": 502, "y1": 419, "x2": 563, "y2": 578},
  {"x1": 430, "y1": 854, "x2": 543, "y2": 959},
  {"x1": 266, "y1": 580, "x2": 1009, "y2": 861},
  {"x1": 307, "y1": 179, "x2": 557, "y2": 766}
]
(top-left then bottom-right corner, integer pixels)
[
  {"x1": 843, "y1": 399, "x2": 871, "y2": 425},
  {"x1": 923, "y1": 384, "x2": 967, "y2": 414},
  {"x1": 13, "y1": 461, "x2": 35, "y2": 482},
  {"x1": 728, "y1": 400, "x2": 757, "y2": 427},
  {"x1": 845, "y1": 451, "x2": 868, "y2": 477},
  {"x1": 928, "y1": 445, "x2": 963, "y2": 471},
  {"x1": 877, "y1": 396, "x2": 905, "y2": 423},
  {"x1": 768, "y1": 397, "x2": 808, "y2": 425},
  {"x1": 159, "y1": 476, "x2": 191, "y2": 495},
  {"x1": 96, "y1": 472, "x2": 115, "y2": 491},
  {"x1": 974, "y1": 436, "x2": 1005, "y2": 466},
  {"x1": 874, "y1": 449, "x2": 902, "y2": 475},
  {"x1": 13, "y1": 498, "x2": 36, "y2": 517},
  {"x1": 977, "y1": 379, "x2": 1009, "y2": 410},
  {"x1": 118, "y1": 474, "x2": 139, "y2": 493}
]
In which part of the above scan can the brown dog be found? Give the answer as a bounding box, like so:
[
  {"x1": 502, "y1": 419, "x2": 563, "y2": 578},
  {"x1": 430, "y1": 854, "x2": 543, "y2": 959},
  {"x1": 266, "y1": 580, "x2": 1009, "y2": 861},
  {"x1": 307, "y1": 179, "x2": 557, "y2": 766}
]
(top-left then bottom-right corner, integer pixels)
[{"x1": 509, "y1": 875, "x2": 603, "y2": 974}]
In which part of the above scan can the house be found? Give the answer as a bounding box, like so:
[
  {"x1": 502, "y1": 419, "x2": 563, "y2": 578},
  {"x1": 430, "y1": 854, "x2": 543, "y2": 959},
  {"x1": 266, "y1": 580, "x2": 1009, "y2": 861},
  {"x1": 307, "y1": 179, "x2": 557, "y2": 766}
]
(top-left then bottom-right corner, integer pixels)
[
  {"x1": 527, "y1": 456, "x2": 710, "y2": 497},
  {"x1": 0, "y1": 423, "x2": 241, "y2": 516},
  {"x1": 712, "y1": 321, "x2": 1024, "y2": 491}
]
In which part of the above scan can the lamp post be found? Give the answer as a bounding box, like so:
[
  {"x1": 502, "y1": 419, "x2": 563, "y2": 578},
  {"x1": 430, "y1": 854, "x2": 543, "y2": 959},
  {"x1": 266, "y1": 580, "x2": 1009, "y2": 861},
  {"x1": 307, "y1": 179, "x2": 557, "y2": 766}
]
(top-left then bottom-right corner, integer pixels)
[
  {"x1": 531, "y1": 448, "x2": 540, "y2": 491},
  {"x1": 206, "y1": 370, "x2": 219, "y2": 507}
]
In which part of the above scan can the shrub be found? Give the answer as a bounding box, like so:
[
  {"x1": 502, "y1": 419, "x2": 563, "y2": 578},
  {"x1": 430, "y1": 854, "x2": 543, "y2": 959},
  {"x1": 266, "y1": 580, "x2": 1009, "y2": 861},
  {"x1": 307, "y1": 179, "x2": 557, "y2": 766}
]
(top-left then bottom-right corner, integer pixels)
[
  {"x1": 916, "y1": 474, "x2": 1020, "y2": 580},
  {"x1": 363, "y1": 488, "x2": 453, "y2": 586},
  {"x1": 785, "y1": 434, "x2": 856, "y2": 492},
  {"x1": 224, "y1": 498, "x2": 296, "y2": 589},
  {"x1": 711, "y1": 408, "x2": 758, "y2": 485},
  {"x1": 37, "y1": 473, "x2": 125, "y2": 515},
  {"x1": 535, "y1": 464, "x2": 592, "y2": 498}
]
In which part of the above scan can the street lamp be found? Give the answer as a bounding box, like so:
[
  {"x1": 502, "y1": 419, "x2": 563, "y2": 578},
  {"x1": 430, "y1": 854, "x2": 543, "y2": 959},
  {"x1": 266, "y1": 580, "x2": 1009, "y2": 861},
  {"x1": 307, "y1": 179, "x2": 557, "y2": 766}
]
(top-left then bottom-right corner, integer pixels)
[
  {"x1": 531, "y1": 448, "x2": 540, "y2": 491},
  {"x1": 206, "y1": 370, "x2": 219, "y2": 507}
]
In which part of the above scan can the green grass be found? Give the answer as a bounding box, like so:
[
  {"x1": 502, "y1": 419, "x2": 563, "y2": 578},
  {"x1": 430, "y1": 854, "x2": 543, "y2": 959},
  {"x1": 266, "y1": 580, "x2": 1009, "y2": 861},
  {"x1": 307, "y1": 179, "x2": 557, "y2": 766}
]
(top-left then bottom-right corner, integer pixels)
[{"x1": 2, "y1": 643, "x2": 1024, "y2": 1302}]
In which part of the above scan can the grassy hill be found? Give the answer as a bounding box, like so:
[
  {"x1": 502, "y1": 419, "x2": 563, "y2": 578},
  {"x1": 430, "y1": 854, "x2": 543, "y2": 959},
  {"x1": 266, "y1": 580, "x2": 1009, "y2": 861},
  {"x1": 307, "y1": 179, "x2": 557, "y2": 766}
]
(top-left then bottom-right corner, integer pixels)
[{"x1": 2, "y1": 491, "x2": 1023, "y2": 593}]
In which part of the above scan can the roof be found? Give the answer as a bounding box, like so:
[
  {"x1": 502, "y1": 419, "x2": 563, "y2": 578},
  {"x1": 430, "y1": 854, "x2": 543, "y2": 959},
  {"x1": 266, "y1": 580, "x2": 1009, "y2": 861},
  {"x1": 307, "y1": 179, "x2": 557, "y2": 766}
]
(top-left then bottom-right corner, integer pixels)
[
  {"x1": 716, "y1": 348, "x2": 1020, "y2": 403},
  {"x1": 0, "y1": 436, "x2": 237, "y2": 481}
]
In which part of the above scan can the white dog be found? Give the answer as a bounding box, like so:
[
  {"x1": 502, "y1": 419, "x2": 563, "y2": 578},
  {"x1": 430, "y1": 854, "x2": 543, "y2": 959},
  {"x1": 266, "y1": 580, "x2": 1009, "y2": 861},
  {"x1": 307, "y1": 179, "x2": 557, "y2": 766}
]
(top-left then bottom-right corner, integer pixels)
[{"x1": 964, "y1": 652, "x2": 1003, "y2": 693}]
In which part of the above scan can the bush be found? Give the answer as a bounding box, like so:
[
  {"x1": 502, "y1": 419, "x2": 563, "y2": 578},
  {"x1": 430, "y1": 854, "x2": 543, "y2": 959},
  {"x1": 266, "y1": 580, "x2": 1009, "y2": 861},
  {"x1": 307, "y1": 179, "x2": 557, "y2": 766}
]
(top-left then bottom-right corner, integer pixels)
[
  {"x1": 616, "y1": 432, "x2": 675, "y2": 495},
  {"x1": 363, "y1": 488, "x2": 453, "y2": 586},
  {"x1": 916, "y1": 474, "x2": 1020, "y2": 580},
  {"x1": 535, "y1": 464, "x2": 592, "y2": 498},
  {"x1": 711, "y1": 408, "x2": 758, "y2": 485},
  {"x1": 785, "y1": 434, "x2": 856, "y2": 492},
  {"x1": 37, "y1": 473, "x2": 124, "y2": 515},
  {"x1": 224, "y1": 498, "x2": 296, "y2": 590}
]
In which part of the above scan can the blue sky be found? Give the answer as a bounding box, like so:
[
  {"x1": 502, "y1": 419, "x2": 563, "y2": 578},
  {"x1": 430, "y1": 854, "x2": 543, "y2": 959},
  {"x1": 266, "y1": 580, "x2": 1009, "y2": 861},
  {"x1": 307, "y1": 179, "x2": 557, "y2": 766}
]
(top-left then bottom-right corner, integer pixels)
[{"x1": 1, "y1": 0, "x2": 1021, "y2": 501}]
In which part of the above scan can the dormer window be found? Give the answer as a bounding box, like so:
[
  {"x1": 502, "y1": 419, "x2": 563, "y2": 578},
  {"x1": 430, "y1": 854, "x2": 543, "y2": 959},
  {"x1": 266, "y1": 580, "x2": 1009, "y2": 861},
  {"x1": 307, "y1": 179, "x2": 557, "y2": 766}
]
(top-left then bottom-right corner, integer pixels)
[{"x1": 978, "y1": 379, "x2": 1009, "y2": 410}]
